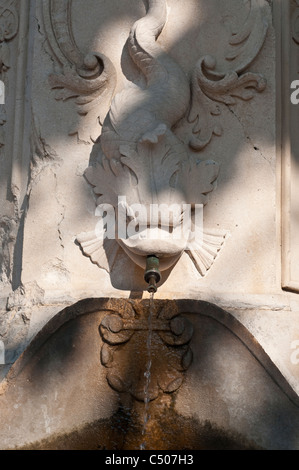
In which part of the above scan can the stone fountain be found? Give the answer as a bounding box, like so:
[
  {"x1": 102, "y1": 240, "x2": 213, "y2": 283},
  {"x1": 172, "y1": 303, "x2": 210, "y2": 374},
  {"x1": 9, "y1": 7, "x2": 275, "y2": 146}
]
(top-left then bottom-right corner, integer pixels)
[{"x1": 1, "y1": 0, "x2": 299, "y2": 450}]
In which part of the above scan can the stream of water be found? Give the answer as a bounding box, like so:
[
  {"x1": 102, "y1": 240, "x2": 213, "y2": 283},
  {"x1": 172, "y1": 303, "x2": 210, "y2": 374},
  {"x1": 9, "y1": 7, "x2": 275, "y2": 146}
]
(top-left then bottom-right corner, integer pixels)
[{"x1": 140, "y1": 291, "x2": 154, "y2": 450}]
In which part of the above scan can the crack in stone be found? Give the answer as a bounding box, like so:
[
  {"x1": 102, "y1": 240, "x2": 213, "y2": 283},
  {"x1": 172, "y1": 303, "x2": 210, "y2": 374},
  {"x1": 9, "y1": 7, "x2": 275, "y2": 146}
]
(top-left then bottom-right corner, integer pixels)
[{"x1": 228, "y1": 106, "x2": 271, "y2": 164}]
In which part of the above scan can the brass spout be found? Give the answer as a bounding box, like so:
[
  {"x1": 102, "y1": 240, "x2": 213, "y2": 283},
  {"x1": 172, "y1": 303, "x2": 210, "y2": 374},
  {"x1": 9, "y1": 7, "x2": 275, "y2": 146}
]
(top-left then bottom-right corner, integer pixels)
[{"x1": 144, "y1": 255, "x2": 161, "y2": 293}]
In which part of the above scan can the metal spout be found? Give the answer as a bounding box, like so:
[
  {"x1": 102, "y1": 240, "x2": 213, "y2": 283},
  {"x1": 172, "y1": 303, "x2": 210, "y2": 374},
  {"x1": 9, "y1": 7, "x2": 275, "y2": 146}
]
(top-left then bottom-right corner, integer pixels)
[{"x1": 144, "y1": 255, "x2": 161, "y2": 293}]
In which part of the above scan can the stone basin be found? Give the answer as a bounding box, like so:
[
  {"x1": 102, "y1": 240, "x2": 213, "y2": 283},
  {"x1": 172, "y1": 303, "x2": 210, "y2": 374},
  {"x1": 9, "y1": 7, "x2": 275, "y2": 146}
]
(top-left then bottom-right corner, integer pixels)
[{"x1": 0, "y1": 298, "x2": 299, "y2": 450}]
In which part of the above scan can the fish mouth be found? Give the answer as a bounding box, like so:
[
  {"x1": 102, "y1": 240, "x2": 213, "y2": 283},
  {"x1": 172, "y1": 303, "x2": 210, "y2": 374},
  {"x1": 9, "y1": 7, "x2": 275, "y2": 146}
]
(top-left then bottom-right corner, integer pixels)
[{"x1": 117, "y1": 226, "x2": 188, "y2": 270}]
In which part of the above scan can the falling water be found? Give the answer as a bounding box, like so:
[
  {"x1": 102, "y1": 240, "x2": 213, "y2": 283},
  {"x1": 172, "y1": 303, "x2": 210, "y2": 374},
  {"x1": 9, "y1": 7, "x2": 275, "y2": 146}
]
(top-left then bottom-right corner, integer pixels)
[{"x1": 140, "y1": 291, "x2": 154, "y2": 450}]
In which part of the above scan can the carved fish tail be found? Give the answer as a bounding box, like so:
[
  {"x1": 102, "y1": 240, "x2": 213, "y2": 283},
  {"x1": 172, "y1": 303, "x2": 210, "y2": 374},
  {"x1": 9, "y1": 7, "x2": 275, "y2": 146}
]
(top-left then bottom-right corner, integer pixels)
[{"x1": 128, "y1": 0, "x2": 168, "y2": 84}]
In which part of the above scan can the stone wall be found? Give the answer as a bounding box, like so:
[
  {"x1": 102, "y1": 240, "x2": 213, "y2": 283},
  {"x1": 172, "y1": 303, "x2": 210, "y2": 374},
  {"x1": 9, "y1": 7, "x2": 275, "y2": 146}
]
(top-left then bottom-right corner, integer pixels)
[{"x1": 0, "y1": 0, "x2": 299, "y2": 449}]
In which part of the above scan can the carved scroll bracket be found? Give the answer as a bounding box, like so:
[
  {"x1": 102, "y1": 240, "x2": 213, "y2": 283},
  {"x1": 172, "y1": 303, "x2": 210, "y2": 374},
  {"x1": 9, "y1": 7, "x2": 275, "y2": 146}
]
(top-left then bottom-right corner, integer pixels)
[{"x1": 99, "y1": 301, "x2": 193, "y2": 402}]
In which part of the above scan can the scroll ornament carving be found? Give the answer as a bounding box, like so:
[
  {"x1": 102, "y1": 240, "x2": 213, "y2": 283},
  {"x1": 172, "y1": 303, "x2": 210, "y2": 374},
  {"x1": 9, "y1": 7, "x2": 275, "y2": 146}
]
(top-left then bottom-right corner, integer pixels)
[
  {"x1": 76, "y1": 0, "x2": 268, "y2": 278},
  {"x1": 42, "y1": 0, "x2": 117, "y2": 142},
  {"x1": 100, "y1": 301, "x2": 193, "y2": 401},
  {"x1": 0, "y1": 216, "x2": 17, "y2": 285}
]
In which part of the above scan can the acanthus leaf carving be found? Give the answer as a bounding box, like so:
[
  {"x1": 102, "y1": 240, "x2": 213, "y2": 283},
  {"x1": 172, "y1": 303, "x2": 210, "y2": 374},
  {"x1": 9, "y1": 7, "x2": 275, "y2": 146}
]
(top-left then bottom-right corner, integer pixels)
[
  {"x1": 0, "y1": 41, "x2": 10, "y2": 73},
  {"x1": 42, "y1": 0, "x2": 117, "y2": 143},
  {"x1": 78, "y1": 134, "x2": 226, "y2": 275}
]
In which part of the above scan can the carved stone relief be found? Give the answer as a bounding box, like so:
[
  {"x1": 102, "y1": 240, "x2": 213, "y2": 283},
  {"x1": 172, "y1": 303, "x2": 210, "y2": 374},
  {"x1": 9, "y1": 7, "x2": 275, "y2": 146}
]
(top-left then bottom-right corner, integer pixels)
[
  {"x1": 63, "y1": 0, "x2": 269, "y2": 279},
  {"x1": 0, "y1": 216, "x2": 17, "y2": 286},
  {"x1": 0, "y1": 0, "x2": 19, "y2": 288},
  {"x1": 0, "y1": 0, "x2": 34, "y2": 370},
  {"x1": 9, "y1": 0, "x2": 32, "y2": 206},
  {"x1": 42, "y1": 0, "x2": 117, "y2": 143}
]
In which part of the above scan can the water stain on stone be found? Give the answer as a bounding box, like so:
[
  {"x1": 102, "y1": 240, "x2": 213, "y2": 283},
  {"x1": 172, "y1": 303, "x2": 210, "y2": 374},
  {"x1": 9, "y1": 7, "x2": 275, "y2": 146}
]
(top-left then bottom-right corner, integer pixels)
[{"x1": 18, "y1": 405, "x2": 262, "y2": 450}]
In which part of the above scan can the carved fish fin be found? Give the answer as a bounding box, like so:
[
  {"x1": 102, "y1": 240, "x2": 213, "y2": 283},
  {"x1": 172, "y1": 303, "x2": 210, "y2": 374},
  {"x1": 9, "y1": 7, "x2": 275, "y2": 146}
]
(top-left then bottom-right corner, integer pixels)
[
  {"x1": 76, "y1": 231, "x2": 120, "y2": 273},
  {"x1": 186, "y1": 229, "x2": 227, "y2": 276}
]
